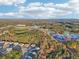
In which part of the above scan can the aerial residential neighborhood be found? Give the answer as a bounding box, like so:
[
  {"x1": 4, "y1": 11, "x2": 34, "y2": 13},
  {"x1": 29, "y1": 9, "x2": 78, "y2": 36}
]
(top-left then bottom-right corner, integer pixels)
[
  {"x1": 0, "y1": 0, "x2": 79, "y2": 59},
  {"x1": 0, "y1": 20, "x2": 78, "y2": 59}
]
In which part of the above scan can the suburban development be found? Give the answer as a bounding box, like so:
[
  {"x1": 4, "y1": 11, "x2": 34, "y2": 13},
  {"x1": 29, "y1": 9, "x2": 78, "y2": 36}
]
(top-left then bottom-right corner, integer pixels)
[{"x1": 0, "y1": 20, "x2": 78, "y2": 59}]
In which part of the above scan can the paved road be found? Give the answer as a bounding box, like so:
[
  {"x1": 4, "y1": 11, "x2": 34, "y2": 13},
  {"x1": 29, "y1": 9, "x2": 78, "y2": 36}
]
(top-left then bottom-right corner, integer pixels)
[{"x1": 38, "y1": 29, "x2": 47, "y2": 59}]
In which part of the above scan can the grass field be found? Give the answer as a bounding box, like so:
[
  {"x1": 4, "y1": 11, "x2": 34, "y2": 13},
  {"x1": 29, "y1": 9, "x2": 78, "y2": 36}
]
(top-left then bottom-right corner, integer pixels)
[{"x1": 0, "y1": 27, "x2": 43, "y2": 44}]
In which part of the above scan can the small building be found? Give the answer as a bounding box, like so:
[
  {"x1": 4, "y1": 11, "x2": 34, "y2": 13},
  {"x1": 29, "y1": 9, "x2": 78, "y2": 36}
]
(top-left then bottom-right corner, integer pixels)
[
  {"x1": 16, "y1": 24, "x2": 26, "y2": 27},
  {"x1": 0, "y1": 41, "x2": 4, "y2": 49},
  {"x1": 15, "y1": 24, "x2": 26, "y2": 29},
  {"x1": 8, "y1": 43, "x2": 15, "y2": 48},
  {"x1": 0, "y1": 48, "x2": 7, "y2": 55},
  {"x1": 13, "y1": 45, "x2": 21, "y2": 51}
]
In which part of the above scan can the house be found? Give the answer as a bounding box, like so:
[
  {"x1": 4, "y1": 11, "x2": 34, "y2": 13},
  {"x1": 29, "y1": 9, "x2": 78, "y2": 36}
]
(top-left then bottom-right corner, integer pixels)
[
  {"x1": 0, "y1": 41, "x2": 4, "y2": 49},
  {"x1": 15, "y1": 24, "x2": 26, "y2": 29},
  {"x1": 16, "y1": 24, "x2": 26, "y2": 27},
  {"x1": 8, "y1": 43, "x2": 15, "y2": 48},
  {"x1": 21, "y1": 46, "x2": 39, "y2": 59},
  {"x1": 0, "y1": 48, "x2": 7, "y2": 55},
  {"x1": 13, "y1": 45, "x2": 21, "y2": 51}
]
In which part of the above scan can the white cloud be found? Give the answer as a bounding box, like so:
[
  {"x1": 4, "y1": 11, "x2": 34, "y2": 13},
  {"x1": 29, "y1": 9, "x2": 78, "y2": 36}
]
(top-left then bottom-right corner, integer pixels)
[
  {"x1": 69, "y1": 0, "x2": 79, "y2": 14},
  {"x1": 0, "y1": 12, "x2": 17, "y2": 16},
  {"x1": 23, "y1": 0, "x2": 79, "y2": 19},
  {"x1": 22, "y1": 2, "x2": 71, "y2": 19},
  {"x1": 0, "y1": 2, "x2": 72, "y2": 19},
  {"x1": 0, "y1": 0, "x2": 79, "y2": 19},
  {"x1": 0, "y1": 0, "x2": 26, "y2": 5}
]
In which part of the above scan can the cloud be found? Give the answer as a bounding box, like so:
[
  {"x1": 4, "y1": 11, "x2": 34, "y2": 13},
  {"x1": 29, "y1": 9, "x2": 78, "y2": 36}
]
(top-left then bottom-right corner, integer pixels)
[
  {"x1": 0, "y1": 0, "x2": 79, "y2": 19},
  {"x1": 23, "y1": 0, "x2": 79, "y2": 19},
  {"x1": 69, "y1": 0, "x2": 79, "y2": 14},
  {"x1": 0, "y1": 2, "x2": 72, "y2": 19},
  {"x1": 0, "y1": 12, "x2": 17, "y2": 16},
  {"x1": 22, "y1": 2, "x2": 71, "y2": 19},
  {"x1": 0, "y1": 0, "x2": 26, "y2": 5}
]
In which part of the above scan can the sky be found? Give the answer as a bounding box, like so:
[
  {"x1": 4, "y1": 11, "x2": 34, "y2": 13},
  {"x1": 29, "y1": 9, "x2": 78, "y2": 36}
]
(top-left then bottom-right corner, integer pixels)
[{"x1": 0, "y1": 0, "x2": 79, "y2": 19}]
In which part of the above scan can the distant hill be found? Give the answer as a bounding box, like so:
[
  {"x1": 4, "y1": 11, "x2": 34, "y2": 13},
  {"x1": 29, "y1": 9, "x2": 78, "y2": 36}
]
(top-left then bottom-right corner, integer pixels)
[{"x1": 0, "y1": 19, "x2": 79, "y2": 23}]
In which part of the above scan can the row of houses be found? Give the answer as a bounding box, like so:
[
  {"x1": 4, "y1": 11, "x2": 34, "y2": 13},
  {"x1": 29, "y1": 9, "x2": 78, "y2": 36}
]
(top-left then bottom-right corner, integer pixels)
[{"x1": 49, "y1": 30, "x2": 79, "y2": 42}]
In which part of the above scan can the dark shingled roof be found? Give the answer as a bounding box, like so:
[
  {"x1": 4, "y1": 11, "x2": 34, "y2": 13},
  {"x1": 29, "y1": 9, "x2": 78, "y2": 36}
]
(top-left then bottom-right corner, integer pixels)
[{"x1": 13, "y1": 45, "x2": 21, "y2": 51}]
